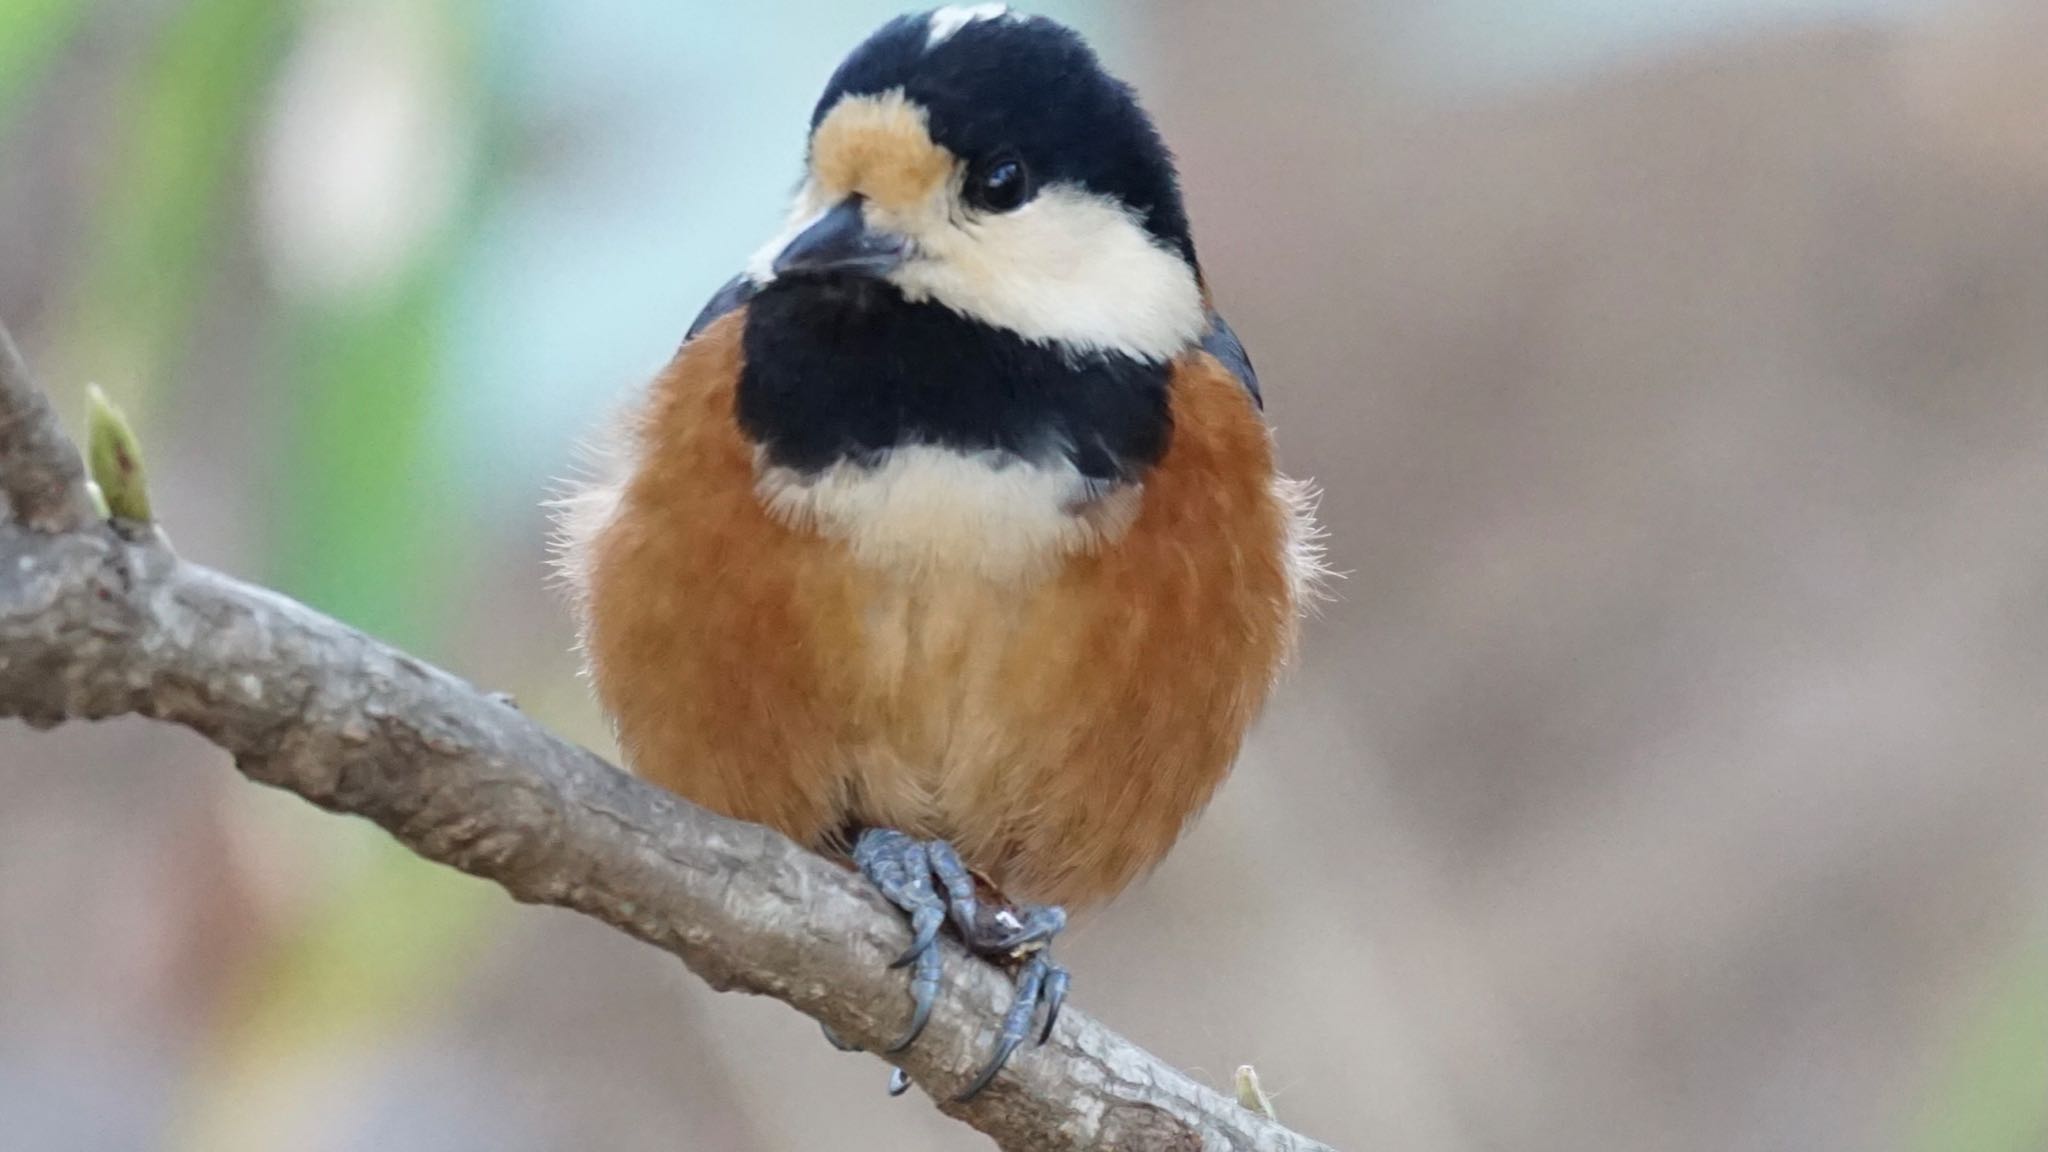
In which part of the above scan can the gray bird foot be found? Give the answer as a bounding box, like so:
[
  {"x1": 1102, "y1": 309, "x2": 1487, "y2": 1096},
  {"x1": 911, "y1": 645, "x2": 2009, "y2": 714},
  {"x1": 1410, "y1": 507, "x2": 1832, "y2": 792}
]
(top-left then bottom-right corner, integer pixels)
[{"x1": 822, "y1": 827, "x2": 1070, "y2": 1101}]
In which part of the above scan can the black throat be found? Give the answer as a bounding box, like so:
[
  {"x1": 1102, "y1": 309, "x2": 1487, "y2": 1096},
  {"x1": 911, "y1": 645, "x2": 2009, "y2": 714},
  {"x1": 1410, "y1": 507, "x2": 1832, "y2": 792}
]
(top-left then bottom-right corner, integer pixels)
[{"x1": 736, "y1": 279, "x2": 1172, "y2": 480}]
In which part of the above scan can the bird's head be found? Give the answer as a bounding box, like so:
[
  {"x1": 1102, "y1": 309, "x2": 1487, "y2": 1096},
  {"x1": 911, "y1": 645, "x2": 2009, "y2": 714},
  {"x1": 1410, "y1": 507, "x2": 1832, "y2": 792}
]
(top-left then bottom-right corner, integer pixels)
[{"x1": 746, "y1": 6, "x2": 1205, "y2": 363}]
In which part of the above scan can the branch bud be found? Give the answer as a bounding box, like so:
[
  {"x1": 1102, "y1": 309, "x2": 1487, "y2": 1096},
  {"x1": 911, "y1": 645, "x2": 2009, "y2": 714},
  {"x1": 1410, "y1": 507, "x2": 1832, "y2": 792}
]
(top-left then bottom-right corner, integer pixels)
[{"x1": 85, "y1": 384, "x2": 153, "y2": 524}]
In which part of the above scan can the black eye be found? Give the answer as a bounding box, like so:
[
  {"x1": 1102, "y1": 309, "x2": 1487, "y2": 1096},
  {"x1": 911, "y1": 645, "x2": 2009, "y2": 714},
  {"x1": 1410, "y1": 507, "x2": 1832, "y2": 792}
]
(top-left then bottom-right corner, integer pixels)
[{"x1": 973, "y1": 156, "x2": 1031, "y2": 213}]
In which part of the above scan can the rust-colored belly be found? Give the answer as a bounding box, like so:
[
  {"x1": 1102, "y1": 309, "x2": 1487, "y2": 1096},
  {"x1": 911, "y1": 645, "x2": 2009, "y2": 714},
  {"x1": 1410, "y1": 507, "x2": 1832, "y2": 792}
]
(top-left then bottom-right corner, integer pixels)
[{"x1": 576, "y1": 315, "x2": 1300, "y2": 907}]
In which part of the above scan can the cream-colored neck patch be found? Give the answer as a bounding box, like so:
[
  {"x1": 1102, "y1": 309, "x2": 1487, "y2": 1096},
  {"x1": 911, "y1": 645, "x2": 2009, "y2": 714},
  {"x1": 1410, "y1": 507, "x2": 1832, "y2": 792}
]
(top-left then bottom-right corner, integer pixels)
[
  {"x1": 749, "y1": 91, "x2": 1208, "y2": 363},
  {"x1": 757, "y1": 446, "x2": 1139, "y2": 581},
  {"x1": 885, "y1": 183, "x2": 1206, "y2": 361}
]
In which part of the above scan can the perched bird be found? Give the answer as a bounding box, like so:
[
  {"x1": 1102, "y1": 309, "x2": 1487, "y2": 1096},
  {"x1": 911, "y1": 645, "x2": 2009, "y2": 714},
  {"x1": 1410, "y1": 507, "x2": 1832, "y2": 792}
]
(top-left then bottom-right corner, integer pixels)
[{"x1": 559, "y1": 4, "x2": 1319, "y2": 1099}]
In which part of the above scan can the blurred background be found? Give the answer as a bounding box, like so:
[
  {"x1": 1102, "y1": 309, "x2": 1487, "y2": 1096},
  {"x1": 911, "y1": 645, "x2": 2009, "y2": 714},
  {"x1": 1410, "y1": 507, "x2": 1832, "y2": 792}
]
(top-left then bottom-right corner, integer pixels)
[{"x1": 3, "y1": 1, "x2": 2046, "y2": 1148}]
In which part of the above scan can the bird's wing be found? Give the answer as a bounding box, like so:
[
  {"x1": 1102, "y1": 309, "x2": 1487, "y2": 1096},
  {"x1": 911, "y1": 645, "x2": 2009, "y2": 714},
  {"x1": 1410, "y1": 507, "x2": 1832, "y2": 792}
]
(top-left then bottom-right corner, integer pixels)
[
  {"x1": 1199, "y1": 309, "x2": 1261, "y2": 410},
  {"x1": 684, "y1": 274, "x2": 760, "y2": 344}
]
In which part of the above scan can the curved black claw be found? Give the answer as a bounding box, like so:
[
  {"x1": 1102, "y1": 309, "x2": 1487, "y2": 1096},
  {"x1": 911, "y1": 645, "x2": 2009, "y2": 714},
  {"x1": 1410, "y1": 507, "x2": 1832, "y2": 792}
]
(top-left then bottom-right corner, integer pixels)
[
  {"x1": 1037, "y1": 962, "x2": 1069, "y2": 1045},
  {"x1": 955, "y1": 952, "x2": 1069, "y2": 1101},
  {"x1": 888, "y1": 940, "x2": 941, "y2": 1055},
  {"x1": 893, "y1": 902, "x2": 944, "y2": 970},
  {"x1": 846, "y1": 829, "x2": 1075, "y2": 1101},
  {"x1": 853, "y1": 828, "x2": 947, "y2": 1053}
]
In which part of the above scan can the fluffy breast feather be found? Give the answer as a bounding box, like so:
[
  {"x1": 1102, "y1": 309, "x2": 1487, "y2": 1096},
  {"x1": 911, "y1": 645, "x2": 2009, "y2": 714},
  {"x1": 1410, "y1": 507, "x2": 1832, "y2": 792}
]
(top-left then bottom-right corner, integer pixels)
[
  {"x1": 559, "y1": 313, "x2": 1318, "y2": 907},
  {"x1": 755, "y1": 445, "x2": 1143, "y2": 581}
]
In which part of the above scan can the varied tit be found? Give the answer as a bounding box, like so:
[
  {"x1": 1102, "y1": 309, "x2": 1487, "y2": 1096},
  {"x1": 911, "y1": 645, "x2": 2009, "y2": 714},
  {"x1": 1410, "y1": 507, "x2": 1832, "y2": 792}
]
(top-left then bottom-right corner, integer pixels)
[{"x1": 559, "y1": 4, "x2": 1321, "y2": 1101}]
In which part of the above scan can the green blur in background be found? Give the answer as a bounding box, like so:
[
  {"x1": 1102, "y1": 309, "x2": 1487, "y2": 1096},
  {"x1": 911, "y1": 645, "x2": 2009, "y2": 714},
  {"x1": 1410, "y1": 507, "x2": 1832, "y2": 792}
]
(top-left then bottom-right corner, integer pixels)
[{"x1": 2, "y1": 2, "x2": 2045, "y2": 1149}]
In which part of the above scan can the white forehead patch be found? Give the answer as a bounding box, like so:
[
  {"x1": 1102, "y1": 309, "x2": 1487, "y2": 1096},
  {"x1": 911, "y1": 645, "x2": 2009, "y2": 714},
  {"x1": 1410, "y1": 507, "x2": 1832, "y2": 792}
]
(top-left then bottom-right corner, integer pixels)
[{"x1": 927, "y1": 5, "x2": 1012, "y2": 48}]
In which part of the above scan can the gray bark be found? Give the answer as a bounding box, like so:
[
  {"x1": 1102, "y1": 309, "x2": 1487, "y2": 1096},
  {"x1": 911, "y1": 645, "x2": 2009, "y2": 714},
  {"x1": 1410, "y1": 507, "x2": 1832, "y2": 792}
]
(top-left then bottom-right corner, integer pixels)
[{"x1": 0, "y1": 321, "x2": 1334, "y2": 1152}]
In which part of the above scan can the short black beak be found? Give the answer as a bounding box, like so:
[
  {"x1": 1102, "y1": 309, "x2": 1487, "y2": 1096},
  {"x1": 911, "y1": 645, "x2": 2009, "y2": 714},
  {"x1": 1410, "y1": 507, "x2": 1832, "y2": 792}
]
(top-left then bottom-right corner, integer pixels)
[{"x1": 771, "y1": 198, "x2": 908, "y2": 280}]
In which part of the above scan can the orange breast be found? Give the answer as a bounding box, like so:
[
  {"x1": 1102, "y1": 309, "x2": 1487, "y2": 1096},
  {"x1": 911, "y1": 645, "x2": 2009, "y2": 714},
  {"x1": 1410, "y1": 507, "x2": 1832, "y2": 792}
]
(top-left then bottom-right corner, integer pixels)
[{"x1": 577, "y1": 312, "x2": 1300, "y2": 908}]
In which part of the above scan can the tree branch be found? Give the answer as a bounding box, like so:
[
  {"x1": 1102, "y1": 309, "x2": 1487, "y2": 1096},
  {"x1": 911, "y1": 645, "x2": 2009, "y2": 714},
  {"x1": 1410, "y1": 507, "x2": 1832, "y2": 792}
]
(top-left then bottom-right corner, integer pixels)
[{"x1": 0, "y1": 323, "x2": 1335, "y2": 1152}]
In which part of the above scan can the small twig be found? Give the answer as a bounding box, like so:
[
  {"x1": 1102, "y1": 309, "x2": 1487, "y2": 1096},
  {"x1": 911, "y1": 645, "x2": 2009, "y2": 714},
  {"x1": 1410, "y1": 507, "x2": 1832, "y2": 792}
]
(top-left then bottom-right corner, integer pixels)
[
  {"x1": 0, "y1": 319, "x2": 1335, "y2": 1152},
  {"x1": 0, "y1": 325, "x2": 96, "y2": 534}
]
